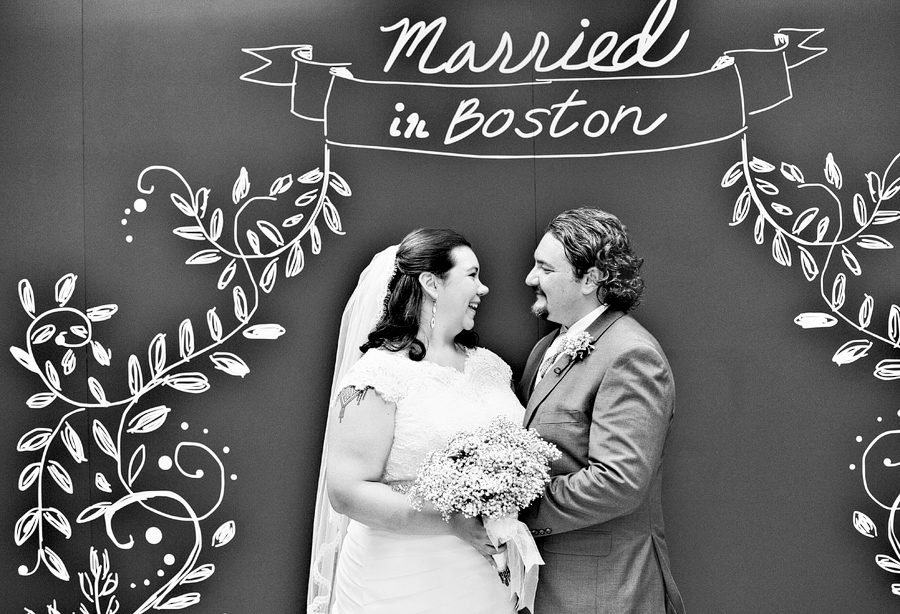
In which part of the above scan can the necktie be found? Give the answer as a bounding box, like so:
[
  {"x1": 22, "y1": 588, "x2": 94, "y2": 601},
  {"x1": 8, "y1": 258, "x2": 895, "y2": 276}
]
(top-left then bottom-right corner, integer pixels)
[{"x1": 535, "y1": 333, "x2": 566, "y2": 384}]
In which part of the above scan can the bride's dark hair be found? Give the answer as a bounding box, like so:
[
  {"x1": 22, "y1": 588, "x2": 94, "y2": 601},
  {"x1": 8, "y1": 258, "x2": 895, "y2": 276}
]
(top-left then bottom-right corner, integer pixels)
[{"x1": 361, "y1": 228, "x2": 478, "y2": 361}]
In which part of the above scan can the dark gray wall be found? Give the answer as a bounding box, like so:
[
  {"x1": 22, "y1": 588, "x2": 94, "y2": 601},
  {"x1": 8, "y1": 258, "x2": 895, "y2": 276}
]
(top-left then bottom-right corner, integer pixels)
[{"x1": 3, "y1": 1, "x2": 900, "y2": 612}]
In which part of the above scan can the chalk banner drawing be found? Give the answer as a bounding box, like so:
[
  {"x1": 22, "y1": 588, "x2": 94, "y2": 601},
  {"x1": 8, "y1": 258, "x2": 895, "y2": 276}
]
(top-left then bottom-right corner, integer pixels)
[
  {"x1": 12, "y1": 157, "x2": 351, "y2": 613},
  {"x1": 241, "y1": 25, "x2": 826, "y2": 159}
]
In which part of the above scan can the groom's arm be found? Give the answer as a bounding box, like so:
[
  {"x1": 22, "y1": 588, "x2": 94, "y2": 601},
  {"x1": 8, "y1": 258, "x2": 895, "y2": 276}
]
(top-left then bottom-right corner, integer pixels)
[{"x1": 521, "y1": 341, "x2": 674, "y2": 534}]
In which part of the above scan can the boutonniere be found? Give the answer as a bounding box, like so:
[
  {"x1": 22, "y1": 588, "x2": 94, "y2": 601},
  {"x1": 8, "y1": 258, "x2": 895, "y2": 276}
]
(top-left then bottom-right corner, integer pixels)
[{"x1": 561, "y1": 331, "x2": 594, "y2": 362}]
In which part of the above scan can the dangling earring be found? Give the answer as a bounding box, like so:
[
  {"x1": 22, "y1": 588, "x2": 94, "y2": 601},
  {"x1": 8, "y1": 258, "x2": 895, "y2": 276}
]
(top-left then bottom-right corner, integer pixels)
[{"x1": 430, "y1": 295, "x2": 438, "y2": 330}]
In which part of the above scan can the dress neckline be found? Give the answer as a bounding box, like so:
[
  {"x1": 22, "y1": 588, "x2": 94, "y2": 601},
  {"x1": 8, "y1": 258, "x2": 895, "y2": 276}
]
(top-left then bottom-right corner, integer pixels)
[{"x1": 418, "y1": 347, "x2": 475, "y2": 375}]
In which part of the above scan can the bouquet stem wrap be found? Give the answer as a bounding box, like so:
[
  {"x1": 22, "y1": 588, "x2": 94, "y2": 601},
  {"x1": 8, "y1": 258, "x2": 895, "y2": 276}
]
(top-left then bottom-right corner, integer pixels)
[{"x1": 485, "y1": 515, "x2": 543, "y2": 612}]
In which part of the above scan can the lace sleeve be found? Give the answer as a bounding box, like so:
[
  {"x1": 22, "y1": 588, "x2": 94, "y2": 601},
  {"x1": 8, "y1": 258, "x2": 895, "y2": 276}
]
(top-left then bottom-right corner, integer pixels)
[
  {"x1": 470, "y1": 347, "x2": 514, "y2": 388},
  {"x1": 334, "y1": 349, "x2": 409, "y2": 405}
]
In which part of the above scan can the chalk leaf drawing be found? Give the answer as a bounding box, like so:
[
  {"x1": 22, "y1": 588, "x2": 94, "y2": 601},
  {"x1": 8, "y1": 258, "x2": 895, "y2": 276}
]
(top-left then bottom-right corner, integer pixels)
[
  {"x1": 858, "y1": 430, "x2": 900, "y2": 597},
  {"x1": 722, "y1": 138, "x2": 900, "y2": 380},
  {"x1": 724, "y1": 139, "x2": 900, "y2": 596},
  {"x1": 14, "y1": 154, "x2": 349, "y2": 613}
]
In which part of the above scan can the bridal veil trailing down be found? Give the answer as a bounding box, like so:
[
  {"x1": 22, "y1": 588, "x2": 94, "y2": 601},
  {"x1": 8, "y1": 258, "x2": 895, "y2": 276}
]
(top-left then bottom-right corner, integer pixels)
[{"x1": 307, "y1": 245, "x2": 397, "y2": 613}]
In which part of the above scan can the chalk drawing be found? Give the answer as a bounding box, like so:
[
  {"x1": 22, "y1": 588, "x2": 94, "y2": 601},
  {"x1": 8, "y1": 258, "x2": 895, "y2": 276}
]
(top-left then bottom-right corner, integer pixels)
[
  {"x1": 241, "y1": 20, "x2": 825, "y2": 159},
  {"x1": 722, "y1": 140, "x2": 900, "y2": 380},
  {"x1": 14, "y1": 159, "x2": 350, "y2": 612},
  {"x1": 854, "y1": 426, "x2": 900, "y2": 596}
]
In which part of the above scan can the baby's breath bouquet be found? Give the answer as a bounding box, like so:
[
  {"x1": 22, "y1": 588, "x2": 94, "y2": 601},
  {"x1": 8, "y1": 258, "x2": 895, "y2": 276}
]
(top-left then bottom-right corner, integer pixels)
[{"x1": 408, "y1": 416, "x2": 560, "y2": 611}]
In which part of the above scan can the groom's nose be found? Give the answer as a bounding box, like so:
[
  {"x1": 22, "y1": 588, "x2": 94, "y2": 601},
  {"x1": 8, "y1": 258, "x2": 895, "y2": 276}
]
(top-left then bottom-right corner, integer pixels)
[{"x1": 525, "y1": 267, "x2": 538, "y2": 286}]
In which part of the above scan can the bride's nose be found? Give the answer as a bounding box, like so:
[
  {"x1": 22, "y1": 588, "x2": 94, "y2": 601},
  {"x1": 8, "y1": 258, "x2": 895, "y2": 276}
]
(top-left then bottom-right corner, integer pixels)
[{"x1": 477, "y1": 283, "x2": 489, "y2": 296}]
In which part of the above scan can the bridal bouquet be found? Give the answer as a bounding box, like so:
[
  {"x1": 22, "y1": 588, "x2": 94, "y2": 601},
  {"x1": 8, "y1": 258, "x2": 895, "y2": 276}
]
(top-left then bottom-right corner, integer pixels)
[{"x1": 408, "y1": 416, "x2": 560, "y2": 610}]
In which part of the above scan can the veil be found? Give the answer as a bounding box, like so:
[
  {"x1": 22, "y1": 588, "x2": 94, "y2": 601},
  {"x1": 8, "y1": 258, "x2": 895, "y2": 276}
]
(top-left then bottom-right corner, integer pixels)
[{"x1": 307, "y1": 244, "x2": 398, "y2": 613}]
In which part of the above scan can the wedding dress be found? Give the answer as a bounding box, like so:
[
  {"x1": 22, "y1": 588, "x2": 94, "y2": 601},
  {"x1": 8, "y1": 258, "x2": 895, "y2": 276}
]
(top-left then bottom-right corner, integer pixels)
[{"x1": 329, "y1": 346, "x2": 523, "y2": 614}]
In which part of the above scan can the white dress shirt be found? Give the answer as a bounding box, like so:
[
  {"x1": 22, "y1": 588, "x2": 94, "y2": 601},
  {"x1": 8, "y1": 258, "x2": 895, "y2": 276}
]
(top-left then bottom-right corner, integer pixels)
[{"x1": 534, "y1": 304, "x2": 608, "y2": 386}]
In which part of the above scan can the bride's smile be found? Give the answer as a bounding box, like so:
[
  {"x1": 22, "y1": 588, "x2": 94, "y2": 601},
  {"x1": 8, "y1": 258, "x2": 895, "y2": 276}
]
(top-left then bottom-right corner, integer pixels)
[{"x1": 431, "y1": 246, "x2": 489, "y2": 334}]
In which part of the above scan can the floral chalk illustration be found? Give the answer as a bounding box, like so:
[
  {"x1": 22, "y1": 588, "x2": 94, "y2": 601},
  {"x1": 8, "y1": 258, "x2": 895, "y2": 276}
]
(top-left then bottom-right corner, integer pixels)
[{"x1": 13, "y1": 154, "x2": 351, "y2": 613}]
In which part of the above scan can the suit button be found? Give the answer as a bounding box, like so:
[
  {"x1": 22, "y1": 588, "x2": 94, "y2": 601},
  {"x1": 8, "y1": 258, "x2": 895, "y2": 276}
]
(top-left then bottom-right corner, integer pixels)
[{"x1": 545, "y1": 528, "x2": 552, "y2": 534}]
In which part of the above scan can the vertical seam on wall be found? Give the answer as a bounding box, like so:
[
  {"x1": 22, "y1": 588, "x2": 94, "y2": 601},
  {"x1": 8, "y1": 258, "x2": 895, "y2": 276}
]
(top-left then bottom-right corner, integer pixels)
[
  {"x1": 529, "y1": 0, "x2": 540, "y2": 341},
  {"x1": 80, "y1": 0, "x2": 87, "y2": 276},
  {"x1": 80, "y1": 0, "x2": 96, "y2": 552}
]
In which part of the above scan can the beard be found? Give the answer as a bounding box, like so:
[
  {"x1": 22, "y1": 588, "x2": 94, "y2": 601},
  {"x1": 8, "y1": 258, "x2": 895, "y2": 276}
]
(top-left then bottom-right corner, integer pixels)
[{"x1": 530, "y1": 299, "x2": 549, "y2": 319}]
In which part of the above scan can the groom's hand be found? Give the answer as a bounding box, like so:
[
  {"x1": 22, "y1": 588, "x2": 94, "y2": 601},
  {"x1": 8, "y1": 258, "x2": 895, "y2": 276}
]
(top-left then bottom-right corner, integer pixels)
[{"x1": 448, "y1": 514, "x2": 507, "y2": 558}]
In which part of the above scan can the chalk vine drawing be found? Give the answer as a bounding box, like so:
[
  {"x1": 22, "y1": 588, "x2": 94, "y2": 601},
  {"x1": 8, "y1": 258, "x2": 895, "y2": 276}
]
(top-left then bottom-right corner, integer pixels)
[
  {"x1": 855, "y1": 428, "x2": 900, "y2": 597},
  {"x1": 722, "y1": 142, "x2": 900, "y2": 380},
  {"x1": 13, "y1": 154, "x2": 350, "y2": 613},
  {"x1": 720, "y1": 94, "x2": 900, "y2": 600}
]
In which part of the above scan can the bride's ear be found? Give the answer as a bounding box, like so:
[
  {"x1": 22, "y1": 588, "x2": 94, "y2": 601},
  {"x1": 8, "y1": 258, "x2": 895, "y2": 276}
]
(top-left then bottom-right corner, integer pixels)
[{"x1": 418, "y1": 272, "x2": 439, "y2": 300}]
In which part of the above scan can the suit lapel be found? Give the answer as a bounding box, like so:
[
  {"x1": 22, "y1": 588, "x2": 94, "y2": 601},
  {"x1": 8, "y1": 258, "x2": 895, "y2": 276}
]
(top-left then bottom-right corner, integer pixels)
[
  {"x1": 523, "y1": 309, "x2": 626, "y2": 428},
  {"x1": 518, "y1": 331, "x2": 557, "y2": 407}
]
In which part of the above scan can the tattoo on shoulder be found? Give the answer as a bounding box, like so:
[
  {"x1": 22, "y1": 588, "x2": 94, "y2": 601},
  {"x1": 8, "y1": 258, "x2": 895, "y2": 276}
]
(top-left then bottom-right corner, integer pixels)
[{"x1": 336, "y1": 385, "x2": 375, "y2": 423}]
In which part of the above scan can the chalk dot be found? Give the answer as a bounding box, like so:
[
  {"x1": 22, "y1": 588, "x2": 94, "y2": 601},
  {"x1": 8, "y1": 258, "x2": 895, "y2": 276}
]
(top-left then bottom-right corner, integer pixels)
[
  {"x1": 394, "y1": 102, "x2": 405, "y2": 112},
  {"x1": 158, "y1": 455, "x2": 173, "y2": 471},
  {"x1": 181, "y1": 422, "x2": 189, "y2": 430},
  {"x1": 164, "y1": 554, "x2": 176, "y2": 566},
  {"x1": 144, "y1": 579, "x2": 151, "y2": 586},
  {"x1": 125, "y1": 208, "x2": 131, "y2": 215},
  {"x1": 204, "y1": 428, "x2": 209, "y2": 434},
  {"x1": 195, "y1": 469, "x2": 204, "y2": 478},
  {"x1": 146, "y1": 527, "x2": 163, "y2": 545},
  {"x1": 230, "y1": 474, "x2": 238, "y2": 481},
  {"x1": 134, "y1": 198, "x2": 148, "y2": 212},
  {"x1": 17, "y1": 565, "x2": 28, "y2": 575},
  {"x1": 223, "y1": 446, "x2": 230, "y2": 454},
  {"x1": 121, "y1": 219, "x2": 128, "y2": 226},
  {"x1": 126, "y1": 235, "x2": 133, "y2": 243},
  {"x1": 885, "y1": 458, "x2": 894, "y2": 466},
  {"x1": 157, "y1": 569, "x2": 165, "y2": 577},
  {"x1": 130, "y1": 583, "x2": 136, "y2": 589},
  {"x1": 856, "y1": 436, "x2": 863, "y2": 443},
  {"x1": 580, "y1": 18, "x2": 590, "y2": 27},
  {"x1": 850, "y1": 464, "x2": 856, "y2": 470},
  {"x1": 878, "y1": 417, "x2": 884, "y2": 422}
]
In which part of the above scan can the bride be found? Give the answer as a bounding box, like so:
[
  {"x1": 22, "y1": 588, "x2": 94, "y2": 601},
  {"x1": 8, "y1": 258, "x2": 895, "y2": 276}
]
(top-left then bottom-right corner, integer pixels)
[{"x1": 307, "y1": 228, "x2": 524, "y2": 613}]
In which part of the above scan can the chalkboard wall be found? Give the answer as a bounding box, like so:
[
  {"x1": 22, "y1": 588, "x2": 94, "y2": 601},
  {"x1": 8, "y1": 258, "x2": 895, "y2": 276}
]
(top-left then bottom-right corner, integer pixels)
[{"x1": 3, "y1": 1, "x2": 900, "y2": 612}]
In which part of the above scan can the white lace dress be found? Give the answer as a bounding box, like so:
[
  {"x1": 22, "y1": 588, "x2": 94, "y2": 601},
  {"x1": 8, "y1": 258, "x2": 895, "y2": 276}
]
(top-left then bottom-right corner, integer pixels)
[{"x1": 330, "y1": 347, "x2": 524, "y2": 614}]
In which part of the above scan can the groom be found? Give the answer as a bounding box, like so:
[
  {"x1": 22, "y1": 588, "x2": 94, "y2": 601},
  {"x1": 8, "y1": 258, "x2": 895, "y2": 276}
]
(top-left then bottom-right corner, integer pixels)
[{"x1": 518, "y1": 208, "x2": 686, "y2": 614}]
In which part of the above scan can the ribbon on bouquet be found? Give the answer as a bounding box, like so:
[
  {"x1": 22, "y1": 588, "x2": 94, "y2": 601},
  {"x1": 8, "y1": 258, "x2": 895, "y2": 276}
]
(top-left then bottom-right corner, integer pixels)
[{"x1": 485, "y1": 516, "x2": 543, "y2": 611}]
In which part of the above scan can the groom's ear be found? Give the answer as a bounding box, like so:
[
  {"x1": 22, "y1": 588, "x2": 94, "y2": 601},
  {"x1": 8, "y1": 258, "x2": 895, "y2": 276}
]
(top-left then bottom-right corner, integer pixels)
[{"x1": 581, "y1": 267, "x2": 603, "y2": 295}]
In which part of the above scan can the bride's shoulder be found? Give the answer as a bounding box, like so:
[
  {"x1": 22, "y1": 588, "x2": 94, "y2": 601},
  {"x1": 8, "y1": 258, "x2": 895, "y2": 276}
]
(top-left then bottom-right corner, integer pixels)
[
  {"x1": 352, "y1": 347, "x2": 411, "y2": 372},
  {"x1": 339, "y1": 348, "x2": 412, "y2": 404},
  {"x1": 469, "y1": 346, "x2": 513, "y2": 379}
]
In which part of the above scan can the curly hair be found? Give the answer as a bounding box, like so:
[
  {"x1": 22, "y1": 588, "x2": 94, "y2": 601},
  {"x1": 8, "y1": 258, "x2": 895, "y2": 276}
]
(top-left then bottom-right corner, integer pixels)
[
  {"x1": 361, "y1": 228, "x2": 477, "y2": 360},
  {"x1": 546, "y1": 208, "x2": 645, "y2": 312}
]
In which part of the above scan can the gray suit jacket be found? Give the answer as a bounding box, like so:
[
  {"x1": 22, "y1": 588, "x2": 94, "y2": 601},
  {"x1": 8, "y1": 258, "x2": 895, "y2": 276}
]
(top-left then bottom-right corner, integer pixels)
[{"x1": 518, "y1": 309, "x2": 685, "y2": 614}]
